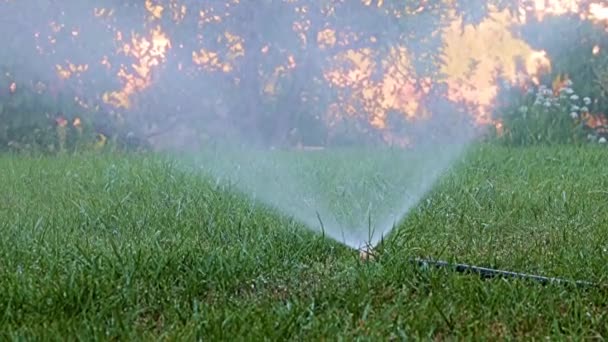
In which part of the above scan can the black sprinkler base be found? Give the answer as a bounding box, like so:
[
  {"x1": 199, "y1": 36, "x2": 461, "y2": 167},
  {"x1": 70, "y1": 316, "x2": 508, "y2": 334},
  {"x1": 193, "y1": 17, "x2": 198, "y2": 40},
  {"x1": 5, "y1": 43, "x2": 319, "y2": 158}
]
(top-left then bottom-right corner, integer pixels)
[{"x1": 411, "y1": 257, "x2": 598, "y2": 289}]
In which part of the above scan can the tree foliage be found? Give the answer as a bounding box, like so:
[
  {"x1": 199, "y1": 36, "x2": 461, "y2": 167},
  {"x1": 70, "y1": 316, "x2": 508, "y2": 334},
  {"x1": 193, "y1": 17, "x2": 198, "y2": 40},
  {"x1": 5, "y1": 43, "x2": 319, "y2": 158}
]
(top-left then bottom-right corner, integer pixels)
[{"x1": 1, "y1": 0, "x2": 608, "y2": 151}]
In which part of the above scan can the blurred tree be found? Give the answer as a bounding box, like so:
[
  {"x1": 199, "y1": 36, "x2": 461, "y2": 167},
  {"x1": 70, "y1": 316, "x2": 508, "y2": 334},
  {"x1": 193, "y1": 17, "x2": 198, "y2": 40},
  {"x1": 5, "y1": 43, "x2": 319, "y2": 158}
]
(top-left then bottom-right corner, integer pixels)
[{"x1": 1, "y1": 0, "x2": 606, "y2": 151}]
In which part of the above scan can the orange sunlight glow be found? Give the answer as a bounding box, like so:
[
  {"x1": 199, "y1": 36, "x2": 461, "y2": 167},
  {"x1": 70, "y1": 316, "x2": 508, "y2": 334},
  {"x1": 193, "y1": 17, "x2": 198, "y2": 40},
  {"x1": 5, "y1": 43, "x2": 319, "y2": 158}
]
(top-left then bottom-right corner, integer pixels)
[
  {"x1": 263, "y1": 55, "x2": 298, "y2": 95},
  {"x1": 523, "y1": 0, "x2": 580, "y2": 21},
  {"x1": 440, "y1": 8, "x2": 551, "y2": 125},
  {"x1": 589, "y1": 3, "x2": 608, "y2": 21},
  {"x1": 593, "y1": 45, "x2": 601, "y2": 55},
  {"x1": 317, "y1": 28, "x2": 337, "y2": 49},
  {"x1": 102, "y1": 26, "x2": 171, "y2": 108},
  {"x1": 4, "y1": 0, "x2": 608, "y2": 145},
  {"x1": 90, "y1": 0, "x2": 608, "y2": 138},
  {"x1": 552, "y1": 73, "x2": 570, "y2": 95},
  {"x1": 192, "y1": 32, "x2": 244, "y2": 73},
  {"x1": 56, "y1": 63, "x2": 89, "y2": 80},
  {"x1": 145, "y1": 0, "x2": 164, "y2": 20},
  {"x1": 520, "y1": 0, "x2": 608, "y2": 24},
  {"x1": 323, "y1": 45, "x2": 430, "y2": 146}
]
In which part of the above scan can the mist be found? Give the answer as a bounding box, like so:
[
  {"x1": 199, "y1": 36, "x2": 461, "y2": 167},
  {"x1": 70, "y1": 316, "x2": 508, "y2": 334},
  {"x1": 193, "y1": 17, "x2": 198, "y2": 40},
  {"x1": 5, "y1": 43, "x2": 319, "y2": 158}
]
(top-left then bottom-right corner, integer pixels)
[{"x1": 3, "y1": 0, "x2": 603, "y2": 250}]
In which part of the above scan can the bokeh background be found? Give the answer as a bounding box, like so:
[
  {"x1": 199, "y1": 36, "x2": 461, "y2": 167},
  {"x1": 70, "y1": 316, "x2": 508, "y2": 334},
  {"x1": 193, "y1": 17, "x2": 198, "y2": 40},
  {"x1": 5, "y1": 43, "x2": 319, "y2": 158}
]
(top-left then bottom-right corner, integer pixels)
[{"x1": 1, "y1": 0, "x2": 608, "y2": 153}]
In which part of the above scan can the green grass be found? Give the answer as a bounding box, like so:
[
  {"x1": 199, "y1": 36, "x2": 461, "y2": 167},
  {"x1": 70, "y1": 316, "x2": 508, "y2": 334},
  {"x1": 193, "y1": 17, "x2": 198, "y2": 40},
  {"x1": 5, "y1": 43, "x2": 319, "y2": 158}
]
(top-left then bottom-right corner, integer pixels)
[{"x1": 1, "y1": 144, "x2": 607, "y2": 340}]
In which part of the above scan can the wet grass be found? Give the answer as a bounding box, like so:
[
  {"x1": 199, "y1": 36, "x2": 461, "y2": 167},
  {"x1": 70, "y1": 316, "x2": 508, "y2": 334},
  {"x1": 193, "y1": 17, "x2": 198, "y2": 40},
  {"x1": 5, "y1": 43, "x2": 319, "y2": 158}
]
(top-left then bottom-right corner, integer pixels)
[{"x1": 0, "y1": 144, "x2": 607, "y2": 340}]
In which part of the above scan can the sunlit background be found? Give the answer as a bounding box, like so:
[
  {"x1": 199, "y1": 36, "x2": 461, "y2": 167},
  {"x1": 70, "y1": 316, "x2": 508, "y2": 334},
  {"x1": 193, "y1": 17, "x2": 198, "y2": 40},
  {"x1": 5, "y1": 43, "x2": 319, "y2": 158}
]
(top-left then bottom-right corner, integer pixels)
[{"x1": 1, "y1": 0, "x2": 608, "y2": 150}]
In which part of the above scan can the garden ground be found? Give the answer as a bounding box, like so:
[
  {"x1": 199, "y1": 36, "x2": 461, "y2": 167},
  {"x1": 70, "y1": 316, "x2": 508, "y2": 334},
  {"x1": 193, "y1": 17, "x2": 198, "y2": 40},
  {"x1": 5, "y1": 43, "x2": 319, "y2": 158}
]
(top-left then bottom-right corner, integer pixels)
[{"x1": 1, "y1": 144, "x2": 607, "y2": 339}]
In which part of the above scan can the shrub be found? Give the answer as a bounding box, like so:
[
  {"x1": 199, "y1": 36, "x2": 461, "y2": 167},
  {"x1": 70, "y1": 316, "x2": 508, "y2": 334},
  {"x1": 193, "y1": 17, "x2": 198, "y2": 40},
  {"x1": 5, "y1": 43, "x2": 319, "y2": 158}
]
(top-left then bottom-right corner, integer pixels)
[
  {"x1": 494, "y1": 79, "x2": 584, "y2": 146},
  {"x1": 493, "y1": 16, "x2": 608, "y2": 147}
]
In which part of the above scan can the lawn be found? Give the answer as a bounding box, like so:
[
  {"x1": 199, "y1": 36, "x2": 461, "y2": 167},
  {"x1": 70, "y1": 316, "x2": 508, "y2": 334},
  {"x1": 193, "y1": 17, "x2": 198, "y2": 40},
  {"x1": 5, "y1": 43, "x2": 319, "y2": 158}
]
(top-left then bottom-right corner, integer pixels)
[{"x1": 0, "y1": 144, "x2": 607, "y2": 340}]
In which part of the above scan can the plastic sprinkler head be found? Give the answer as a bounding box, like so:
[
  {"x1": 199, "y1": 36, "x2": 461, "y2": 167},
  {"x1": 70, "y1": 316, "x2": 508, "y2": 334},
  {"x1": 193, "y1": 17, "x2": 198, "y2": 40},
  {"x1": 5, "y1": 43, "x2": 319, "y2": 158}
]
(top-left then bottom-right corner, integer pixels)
[{"x1": 359, "y1": 244, "x2": 376, "y2": 261}]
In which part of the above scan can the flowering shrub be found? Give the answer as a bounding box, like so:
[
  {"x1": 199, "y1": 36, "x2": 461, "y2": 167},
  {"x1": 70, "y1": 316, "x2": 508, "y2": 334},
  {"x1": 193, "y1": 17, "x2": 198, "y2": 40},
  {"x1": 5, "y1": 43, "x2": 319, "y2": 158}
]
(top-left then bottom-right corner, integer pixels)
[
  {"x1": 493, "y1": 75, "x2": 608, "y2": 146},
  {"x1": 490, "y1": 14, "x2": 608, "y2": 147}
]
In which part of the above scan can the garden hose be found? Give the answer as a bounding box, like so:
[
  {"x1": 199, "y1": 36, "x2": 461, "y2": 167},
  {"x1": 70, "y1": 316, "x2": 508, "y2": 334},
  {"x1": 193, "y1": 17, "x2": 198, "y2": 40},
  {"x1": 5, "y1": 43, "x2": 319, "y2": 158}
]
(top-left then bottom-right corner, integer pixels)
[{"x1": 411, "y1": 257, "x2": 599, "y2": 289}]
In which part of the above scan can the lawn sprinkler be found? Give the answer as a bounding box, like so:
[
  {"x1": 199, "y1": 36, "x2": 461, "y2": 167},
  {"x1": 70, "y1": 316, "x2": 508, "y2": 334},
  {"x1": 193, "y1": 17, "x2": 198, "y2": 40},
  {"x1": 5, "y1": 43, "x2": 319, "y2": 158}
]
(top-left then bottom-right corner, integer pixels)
[{"x1": 358, "y1": 243, "x2": 377, "y2": 261}]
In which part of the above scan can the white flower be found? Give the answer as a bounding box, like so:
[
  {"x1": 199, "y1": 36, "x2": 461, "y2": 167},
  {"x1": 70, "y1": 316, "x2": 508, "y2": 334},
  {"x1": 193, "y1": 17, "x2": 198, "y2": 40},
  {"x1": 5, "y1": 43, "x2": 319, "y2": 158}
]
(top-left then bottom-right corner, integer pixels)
[
  {"x1": 565, "y1": 88, "x2": 574, "y2": 94},
  {"x1": 570, "y1": 94, "x2": 579, "y2": 101},
  {"x1": 588, "y1": 134, "x2": 597, "y2": 141},
  {"x1": 570, "y1": 112, "x2": 578, "y2": 119},
  {"x1": 565, "y1": 79, "x2": 573, "y2": 86},
  {"x1": 581, "y1": 106, "x2": 589, "y2": 113},
  {"x1": 583, "y1": 97, "x2": 592, "y2": 105},
  {"x1": 544, "y1": 101, "x2": 551, "y2": 107},
  {"x1": 571, "y1": 105, "x2": 580, "y2": 111},
  {"x1": 599, "y1": 137, "x2": 607, "y2": 144},
  {"x1": 519, "y1": 106, "x2": 528, "y2": 113}
]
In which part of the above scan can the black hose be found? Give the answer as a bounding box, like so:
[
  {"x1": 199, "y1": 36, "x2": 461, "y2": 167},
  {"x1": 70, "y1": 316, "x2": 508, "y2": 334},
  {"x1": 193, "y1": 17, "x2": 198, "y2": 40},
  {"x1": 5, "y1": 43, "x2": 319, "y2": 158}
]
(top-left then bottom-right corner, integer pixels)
[{"x1": 411, "y1": 257, "x2": 598, "y2": 288}]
